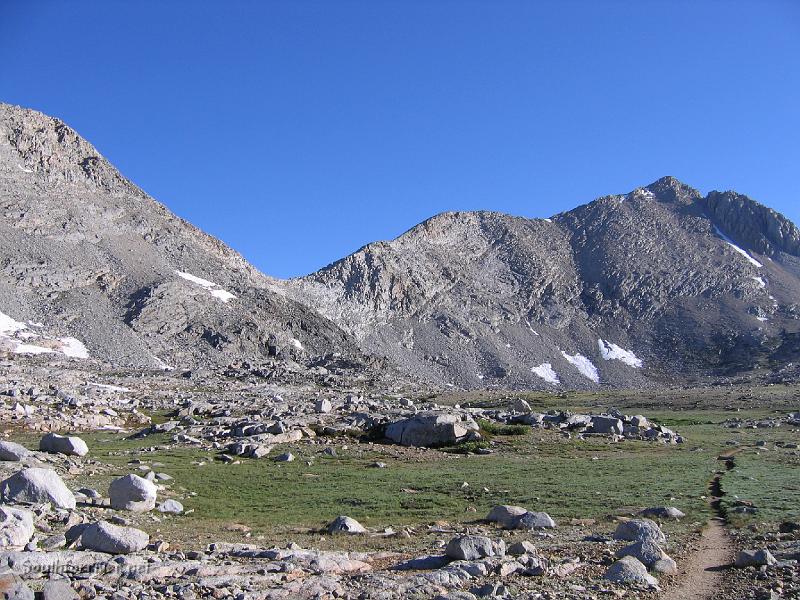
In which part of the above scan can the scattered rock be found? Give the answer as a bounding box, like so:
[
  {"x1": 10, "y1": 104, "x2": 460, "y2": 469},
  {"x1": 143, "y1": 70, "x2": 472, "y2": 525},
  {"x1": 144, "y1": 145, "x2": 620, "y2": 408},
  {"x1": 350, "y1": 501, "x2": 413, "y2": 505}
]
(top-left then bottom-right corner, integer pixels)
[
  {"x1": 108, "y1": 474, "x2": 157, "y2": 512},
  {"x1": 0, "y1": 468, "x2": 76, "y2": 509},
  {"x1": 327, "y1": 516, "x2": 366, "y2": 534},
  {"x1": 613, "y1": 519, "x2": 666, "y2": 544},
  {"x1": 734, "y1": 549, "x2": 778, "y2": 568},
  {"x1": 0, "y1": 506, "x2": 34, "y2": 548},
  {"x1": 514, "y1": 511, "x2": 557, "y2": 530},
  {"x1": 157, "y1": 499, "x2": 184, "y2": 514},
  {"x1": 604, "y1": 555, "x2": 660, "y2": 587},
  {"x1": 486, "y1": 505, "x2": 528, "y2": 529},
  {"x1": 0, "y1": 442, "x2": 29, "y2": 462},
  {"x1": 640, "y1": 506, "x2": 685, "y2": 520},
  {"x1": 38, "y1": 433, "x2": 88, "y2": 457},
  {"x1": 385, "y1": 412, "x2": 480, "y2": 448},
  {"x1": 445, "y1": 535, "x2": 495, "y2": 561},
  {"x1": 80, "y1": 521, "x2": 149, "y2": 554}
]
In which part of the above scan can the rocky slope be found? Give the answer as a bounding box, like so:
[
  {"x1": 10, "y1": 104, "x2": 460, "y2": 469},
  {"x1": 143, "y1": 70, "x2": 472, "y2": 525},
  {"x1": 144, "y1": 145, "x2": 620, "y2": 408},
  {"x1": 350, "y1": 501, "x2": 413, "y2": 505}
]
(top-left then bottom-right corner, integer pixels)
[
  {"x1": 0, "y1": 103, "x2": 363, "y2": 371},
  {"x1": 288, "y1": 177, "x2": 800, "y2": 389}
]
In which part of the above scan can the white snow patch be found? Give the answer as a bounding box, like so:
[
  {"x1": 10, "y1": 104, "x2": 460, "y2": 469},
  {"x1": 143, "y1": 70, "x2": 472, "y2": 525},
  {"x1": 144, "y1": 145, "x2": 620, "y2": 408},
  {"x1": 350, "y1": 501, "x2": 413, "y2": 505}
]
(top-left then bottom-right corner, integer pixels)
[
  {"x1": 16, "y1": 164, "x2": 33, "y2": 173},
  {"x1": 756, "y1": 316, "x2": 769, "y2": 322},
  {"x1": 713, "y1": 226, "x2": 763, "y2": 268},
  {"x1": 752, "y1": 276, "x2": 766, "y2": 289},
  {"x1": 525, "y1": 320, "x2": 540, "y2": 336},
  {"x1": 476, "y1": 374, "x2": 485, "y2": 380},
  {"x1": 531, "y1": 363, "x2": 560, "y2": 385},
  {"x1": 289, "y1": 338, "x2": 303, "y2": 350},
  {"x1": 598, "y1": 339, "x2": 643, "y2": 368},
  {"x1": 27, "y1": 321, "x2": 44, "y2": 328},
  {"x1": 59, "y1": 337, "x2": 89, "y2": 359},
  {"x1": 210, "y1": 288, "x2": 236, "y2": 302},
  {"x1": 153, "y1": 356, "x2": 174, "y2": 371},
  {"x1": 88, "y1": 382, "x2": 130, "y2": 393},
  {"x1": 176, "y1": 271, "x2": 236, "y2": 303},
  {"x1": 13, "y1": 343, "x2": 55, "y2": 355},
  {"x1": 0, "y1": 310, "x2": 27, "y2": 335},
  {"x1": 543, "y1": 218, "x2": 553, "y2": 223},
  {"x1": 561, "y1": 351, "x2": 600, "y2": 383}
]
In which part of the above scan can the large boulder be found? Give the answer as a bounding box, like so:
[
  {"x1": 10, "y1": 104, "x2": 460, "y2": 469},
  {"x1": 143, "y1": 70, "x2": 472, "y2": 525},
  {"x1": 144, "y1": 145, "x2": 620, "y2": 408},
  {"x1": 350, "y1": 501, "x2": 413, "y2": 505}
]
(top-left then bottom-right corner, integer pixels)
[
  {"x1": 41, "y1": 579, "x2": 79, "y2": 600},
  {"x1": 0, "y1": 506, "x2": 34, "y2": 548},
  {"x1": 486, "y1": 505, "x2": 527, "y2": 529},
  {"x1": 589, "y1": 416, "x2": 624, "y2": 435},
  {"x1": 0, "y1": 442, "x2": 29, "y2": 462},
  {"x1": 326, "y1": 516, "x2": 366, "y2": 534},
  {"x1": 445, "y1": 535, "x2": 495, "y2": 561},
  {"x1": 613, "y1": 519, "x2": 666, "y2": 544},
  {"x1": 0, "y1": 570, "x2": 34, "y2": 600},
  {"x1": 604, "y1": 556, "x2": 659, "y2": 587},
  {"x1": 513, "y1": 511, "x2": 557, "y2": 530},
  {"x1": 640, "y1": 506, "x2": 685, "y2": 520},
  {"x1": 0, "y1": 468, "x2": 76, "y2": 509},
  {"x1": 616, "y1": 539, "x2": 667, "y2": 567},
  {"x1": 39, "y1": 433, "x2": 88, "y2": 457},
  {"x1": 385, "y1": 413, "x2": 480, "y2": 447},
  {"x1": 734, "y1": 549, "x2": 777, "y2": 568},
  {"x1": 80, "y1": 521, "x2": 149, "y2": 554},
  {"x1": 108, "y1": 474, "x2": 157, "y2": 512}
]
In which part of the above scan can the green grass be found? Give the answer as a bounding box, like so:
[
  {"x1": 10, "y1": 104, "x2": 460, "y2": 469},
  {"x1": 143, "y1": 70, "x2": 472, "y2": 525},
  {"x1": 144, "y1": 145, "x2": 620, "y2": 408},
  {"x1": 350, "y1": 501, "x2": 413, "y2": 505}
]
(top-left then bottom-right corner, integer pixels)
[{"x1": 476, "y1": 418, "x2": 530, "y2": 436}]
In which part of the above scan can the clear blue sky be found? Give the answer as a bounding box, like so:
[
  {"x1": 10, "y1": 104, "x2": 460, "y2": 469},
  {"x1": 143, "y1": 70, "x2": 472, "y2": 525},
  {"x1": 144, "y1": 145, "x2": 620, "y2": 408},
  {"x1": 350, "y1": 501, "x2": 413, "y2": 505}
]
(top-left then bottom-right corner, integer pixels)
[{"x1": 2, "y1": 1, "x2": 798, "y2": 278}]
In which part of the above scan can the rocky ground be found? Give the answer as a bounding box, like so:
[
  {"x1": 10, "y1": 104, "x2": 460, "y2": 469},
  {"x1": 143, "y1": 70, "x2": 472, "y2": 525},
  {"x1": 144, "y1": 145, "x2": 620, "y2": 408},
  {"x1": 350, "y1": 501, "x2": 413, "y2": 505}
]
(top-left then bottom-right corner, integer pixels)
[{"x1": 0, "y1": 358, "x2": 797, "y2": 599}]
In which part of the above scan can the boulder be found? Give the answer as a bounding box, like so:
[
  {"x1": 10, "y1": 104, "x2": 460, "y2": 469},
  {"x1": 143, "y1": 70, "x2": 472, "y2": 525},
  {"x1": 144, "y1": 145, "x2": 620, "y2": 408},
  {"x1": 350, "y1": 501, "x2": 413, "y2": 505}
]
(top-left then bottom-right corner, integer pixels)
[
  {"x1": 589, "y1": 416, "x2": 624, "y2": 435},
  {"x1": 41, "y1": 579, "x2": 79, "y2": 600},
  {"x1": 513, "y1": 511, "x2": 557, "y2": 530},
  {"x1": 615, "y1": 539, "x2": 667, "y2": 567},
  {"x1": 314, "y1": 399, "x2": 333, "y2": 413},
  {"x1": 604, "y1": 556, "x2": 659, "y2": 587},
  {"x1": 445, "y1": 535, "x2": 495, "y2": 561},
  {"x1": 157, "y1": 499, "x2": 183, "y2": 514},
  {"x1": 652, "y1": 557, "x2": 678, "y2": 574},
  {"x1": 0, "y1": 571, "x2": 33, "y2": 600},
  {"x1": 734, "y1": 549, "x2": 777, "y2": 568},
  {"x1": 38, "y1": 433, "x2": 88, "y2": 457},
  {"x1": 385, "y1": 412, "x2": 480, "y2": 448},
  {"x1": 108, "y1": 474, "x2": 157, "y2": 512},
  {"x1": 0, "y1": 442, "x2": 29, "y2": 462},
  {"x1": 0, "y1": 506, "x2": 34, "y2": 548},
  {"x1": 507, "y1": 540, "x2": 537, "y2": 556},
  {"x1": 640, "y1": 506, "x2": 685, "y2": 520},
  {"x1": 0, "y1": 468, "x2": 76, "y2": 509},
  {"x1": 613, "y1": 519, "x2": 666, "y2": 544},
  {"x1": 327, "y1": 516, "x2": 366, "y2": 534},
  {"x1": 485, "y1": 505, "x2": 527, "y2": 529},
  {"x1": 80, "y1": 521, "x2": 149, "y2": 554}
]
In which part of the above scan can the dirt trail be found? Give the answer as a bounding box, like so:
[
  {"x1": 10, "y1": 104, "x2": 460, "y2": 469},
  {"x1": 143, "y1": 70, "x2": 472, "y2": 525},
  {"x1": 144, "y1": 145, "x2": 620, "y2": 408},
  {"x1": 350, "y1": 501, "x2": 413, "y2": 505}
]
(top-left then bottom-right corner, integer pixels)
[{"x1": 662, "y1": 457, "x2": 737, "y2": 600}]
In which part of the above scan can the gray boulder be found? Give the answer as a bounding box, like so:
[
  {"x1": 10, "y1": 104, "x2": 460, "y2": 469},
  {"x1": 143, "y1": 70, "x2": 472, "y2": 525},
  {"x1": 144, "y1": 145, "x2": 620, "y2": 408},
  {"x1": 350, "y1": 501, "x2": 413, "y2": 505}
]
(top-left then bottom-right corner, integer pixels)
[
  {"x1": 0, "y1": 442, "x2": 29, "y2": 462},
  {"x1": 39, "y1": 433, "x2": 88, "y2": 457},
  {"x1": 507, "y1": 540, "x2": 537, "y2": 556},
  {"x1": 604, "y1": 556, "x2": 659, "y2": 587},
  {"x1": 0, "y1": 571, "x2": 34, "y2": 600},
  {"x1": 0, "y1": 468, "x2": 76, "y2": 509},
  {"x1": 41, "y1": 579, "x2": 79, "y2": 600},
  {"x1": 80, "y1": 521, "x2": 149, "y2": 554},
  {"x1": 514, "y1": 511, "x2": 557, "y2": 529},
  {"x1": 0, "y1": 506, "x2": 34, "y2": 548},
  {"x1": 589, "y1": 416, "x2": 624, "y2": 435},
  {"x1": 653, "y1": 557, "x2": 678, "y2": 574},
  {"x1": 615, "y1": 539, "x2": 667, "y2": 567},
  {"x1": 157, "y1": 499, "x2": 184, "y2": 514},
  {"x1": 108, "y1": 474, "x2": 157, "y2": 512},
  {"x1": 613, "y1": 519, "x2": 666, "y2": 544},
  {"x1": 445, "y1": 535, "x2": 495, "y2": 561},
  {"x1": 327, "y1": 516, "x2": 366, "y2": 534},
  {"x1": 734, "y1": 549, "x2": 777, "y2": 568},
  {"x1": 385, "y1": 413, "x2": 480, "y2": 448},
  {"x1": 640, "y1": 506, "x2": 685, "y2": 520},
  {"x1": 485, "y1": 505, "x2": 527, "y2": 529}
]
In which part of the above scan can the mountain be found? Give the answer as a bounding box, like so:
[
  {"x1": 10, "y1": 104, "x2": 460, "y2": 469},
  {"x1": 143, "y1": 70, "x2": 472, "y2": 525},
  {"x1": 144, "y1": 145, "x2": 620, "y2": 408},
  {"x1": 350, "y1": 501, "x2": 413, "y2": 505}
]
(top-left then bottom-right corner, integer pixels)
[
  {"x1": 287, "y1": 177, "x2": 800, "y2": 389},
  {"x1": 0, "y1": 103, "x2": 362, "y2": 370}
]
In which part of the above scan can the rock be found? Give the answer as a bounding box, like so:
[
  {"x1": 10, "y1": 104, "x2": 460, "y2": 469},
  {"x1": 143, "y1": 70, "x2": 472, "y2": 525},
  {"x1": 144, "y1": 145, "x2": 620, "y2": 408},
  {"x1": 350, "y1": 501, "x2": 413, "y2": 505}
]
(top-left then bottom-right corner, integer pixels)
[
  {"x1": 393, "y1": 555, "x2": 451, "y2": 570},
  {"x1": 734, "y1": 549, "x2": 778, "y2": 568},
  {"x1": 511, "y1": 399, "x2": 531, "y2": 412},
  {"x1": 157, "y1": 499, "x2": 184, "y2": 514},
  {"x1": 0, "y1": 468, "x2": 76, "y2": 509},
  {"x1": 315, "y1": 399, "x2": 333, "y2": 413},
  {"x1": 327, "y1": 516, "x2": 366, "y2": 534},
  {"x1": 652, "y1": 556, "x2": 678, "y2": 574},
  {"x1": 41, "y1": 579, "x2": 79, "y2": 600},
  {"x1": 75, "y1": 487, "x2": 101, "y2": 499},
  {"x1": 0, "y1": 442, "x2": 28, "y2": 462},
  {"x1": 613, "y1": 519, "x2": 666, "y2": 544},
  {"x1": 604, "y1": 556, "x2": 660, "y2": 587},
  {"x1": 39, "y1": 433, "x2": 88, "y2": 457},
  {"x1": 514, "y1": 511, "x2": 557, "y2": 530},
  {"x1": 486, "y1": 505, "x2": 528, "y2": 529},
  {"x1": 589, "y1": 416, "x2": 624, "y2": 435},
  {"x1": 640, "y1": 506, "x2": 686, "y2": 520},
  {"x1": 385, "y1": 412, "x2": 480, "y2": 448},
  {"x1": 0, "y1": 506, "x2": 34, "y2": 548},
  {"x1": 108, "y1": 474, "x2": 157, "y2": 512},
  {"x1": 80, "y1": 521, "x2": 149, "y2": 554},
  {"x1": 0, "y1": 571, "x2": 34, "y2": 600},
  {"x1": 445, "y1": 535, "x2": 495, "y2": 561},
  {"x1": 616, "y1": 539, "x2": 667, "y2": 567},
  {"x1": 507, "y1": 540, "x2": 537, "y2": 556},
  {"x1": 274, "y1": 452, "x2": 294, "y2": 462}
]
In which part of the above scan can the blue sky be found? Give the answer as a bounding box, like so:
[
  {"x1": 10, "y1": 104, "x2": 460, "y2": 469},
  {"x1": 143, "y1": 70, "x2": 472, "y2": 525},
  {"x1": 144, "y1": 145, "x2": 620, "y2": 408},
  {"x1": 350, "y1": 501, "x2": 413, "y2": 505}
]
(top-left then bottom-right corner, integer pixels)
[{"x1": 2, "y1": 1, "x2": 799, "y2": 277}]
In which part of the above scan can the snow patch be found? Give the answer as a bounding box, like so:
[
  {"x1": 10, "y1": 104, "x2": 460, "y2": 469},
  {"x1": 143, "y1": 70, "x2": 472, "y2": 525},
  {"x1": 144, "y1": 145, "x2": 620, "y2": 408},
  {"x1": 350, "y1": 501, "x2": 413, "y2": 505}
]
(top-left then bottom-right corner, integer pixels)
[
  {"x1": 0, "y1": 311, "x2": 27, "y2": 335},
  {"x1": 543, "y1": 218, "x2": 553, "y2": 223},
  {"x1": 59, "y1": 337, "x2": 89, "y2": 359},
  {"x1": 561, "y1": 351, "x2": 600, "y2": 383},
  {"x1": 598, "y1": 339, "x2": 643, "y2": 368},
  {"x1": 13, "y1": 343, "x2": 54, "y2": 355},
  {"x1": 756, "y1": 316, "x2": 769, "y2": 322},
  {"x1": 16, "y1": 164, "x2": 33, "y2": 174},
  {"x1": 531, "y1": 363, "x2": 560, "y2": 385},
  {"x1": 476, "y1": 373, "x2": 485, "y2": 380},
  {"x1": 289, "y1": 338, "x2": 303, "y2": 350},
  {"x1": 713, "y1": 226, "x2": 763, "y2": 268},
  {"x1": 88, "y1": 382, "x2": 130, "y2": 392},
  {"x1": 752, "y1": 276, "x2": 766, "y2": 289},
  {"x1": 176, "y1": 270, "x2": 236, "y2": 303},
  {"x1": 525, "y1": 320, "x2": 540, "y2": 336}
]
